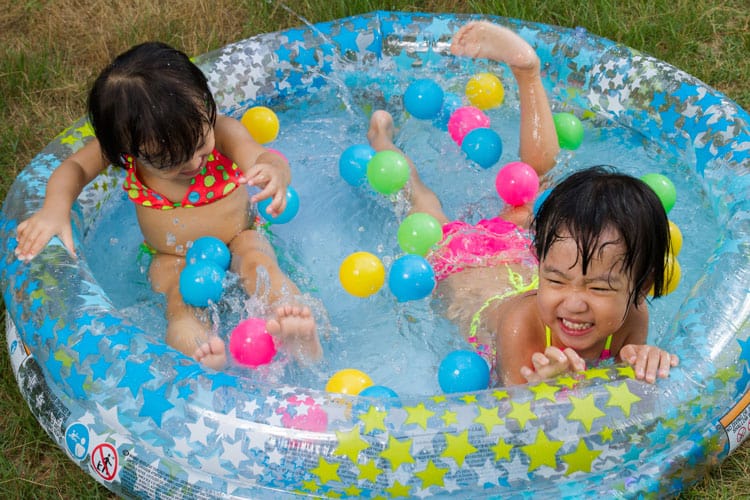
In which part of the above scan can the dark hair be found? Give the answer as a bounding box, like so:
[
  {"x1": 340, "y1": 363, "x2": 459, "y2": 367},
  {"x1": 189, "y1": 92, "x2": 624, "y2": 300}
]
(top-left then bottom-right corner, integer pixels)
[
  {"x1": 88, "y1": 41, "x2": 217, "y2": 169},
  {"x1": 533, "y1": 166, "x2": 671, "y2": 303}
]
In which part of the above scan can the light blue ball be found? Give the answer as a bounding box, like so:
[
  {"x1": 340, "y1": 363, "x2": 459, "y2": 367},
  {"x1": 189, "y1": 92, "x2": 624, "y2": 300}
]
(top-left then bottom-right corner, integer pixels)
[
  {"x1": 359, "y1": 385, "x2": 400, "y2": 400},
  {"x1": 387, "y1": 254, "x2": 436, "y2": 302},
  {"x1": 258, "y1": 185, "x2": 300, "y2": 224},
  {"x1": 432, "y1": 92, "x2": 462, "y2": 131},
  {"x1": 438, "y1": 350, "x2": 490, "y2": 393},
  {"x1": 404, "y1": 79, "x2": 444, "y2": 120},
  {"x1": 179, "y1": 261, "x2": 226, "y2": 307},
  {"x1": 339, "y1": 144, "x2": 375, "y2": 187},
  {"x1": 460, "y1": 127, "x2": 503, "y2": 169},
  {"x1": 533, "y1": 188, "x2": 552, "y2": 217},
  {"x1": 186, "y1": 236, "x2": 231, "y2": 270}
]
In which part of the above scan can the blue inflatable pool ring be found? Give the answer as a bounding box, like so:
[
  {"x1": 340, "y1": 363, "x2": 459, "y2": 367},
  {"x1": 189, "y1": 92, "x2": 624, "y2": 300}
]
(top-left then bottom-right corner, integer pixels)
[{"x1": 2, "y1": 11, "x2": 750, "y2": 499}]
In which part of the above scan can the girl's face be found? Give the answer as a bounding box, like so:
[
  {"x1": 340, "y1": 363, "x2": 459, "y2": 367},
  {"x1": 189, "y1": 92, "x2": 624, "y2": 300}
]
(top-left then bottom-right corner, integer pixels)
[
  {"x1": 536, "y1": 227, "x2": 634, "y2": 359},
  {"x1": 138, "y1": 126, "x2": 215, "y2": 180}
]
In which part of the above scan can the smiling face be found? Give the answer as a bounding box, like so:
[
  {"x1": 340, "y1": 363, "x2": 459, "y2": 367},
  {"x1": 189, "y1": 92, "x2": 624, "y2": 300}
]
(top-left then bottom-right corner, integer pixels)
[{"x1": 536, "y1": 226, "x2": 635, "y2": 359}]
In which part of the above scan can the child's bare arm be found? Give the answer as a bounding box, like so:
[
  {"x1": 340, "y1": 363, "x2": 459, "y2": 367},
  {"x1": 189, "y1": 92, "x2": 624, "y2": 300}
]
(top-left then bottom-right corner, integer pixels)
[{"x1": 619, "y1": 344, "x2": 679, "y2": 383}]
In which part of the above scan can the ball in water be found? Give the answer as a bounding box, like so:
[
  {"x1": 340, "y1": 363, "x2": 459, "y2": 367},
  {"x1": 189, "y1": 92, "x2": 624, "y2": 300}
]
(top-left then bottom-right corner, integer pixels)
[
  {"x1": 325, "y1": 368, "x2": 373, "y2": 395},
  {"x1": 241, "y1": 106, "x2": 280, "y2": 144},
  {"x1": 179, "y1": 261, "x2": 225, "y2": 307},
  {"x1": 387, "y1": 254, "x2": 436, "y2": 302},
  {"x1": 257, "y1": 185, "x2": 300, "y2": 224},
  {"x1": 495, "y1": 161, "x2": 540, "y2": 207},
  {"x1": 366, "y1": 150, "x2": 410, "y2": 195},
  {"x1": 359, "y1": 385, "x2": 400, "y2": 400},
  {"x1": 447, "y1": 106, "x2": 491, "y2": 146},
  {"x1": 403, "y1": 78, "x2": 444, "y2": 120},
  {"x1": 339, "y1": 252, "x2": 385, "y2": 298},
  {"x1": 438, "y1": 350, "x2": 490, "y2": 393},
  {"x1": 640, "y1": 172, "x2": 677, "y2": 214},
  {"x1": 186, "y1": 236, "x2": 230, "y2": 270},
  {"x1": 432, "y1": 92, "x2": 462, "y2": 131},
  {"x1": 229, "y1": 317, "x2": 277, "y2": 367},
  {"x1": 339, "y1": 144, "x2": 376, "y2": 187},
  {"x1": 460, "y1": 127, "x2": 503, "y2": 169},
  {"x1": 553, "y1": 112, "x2": 584, "y2": 150},
  {"x1": 465, "y1": 72, "x2": 504, "y2": 110},
  {"x1": 668, "y1": 220, "x2": 683, "y2": 256},
  {"x1": 397, "y1": 212, "x2": 443, "y2": 256}
]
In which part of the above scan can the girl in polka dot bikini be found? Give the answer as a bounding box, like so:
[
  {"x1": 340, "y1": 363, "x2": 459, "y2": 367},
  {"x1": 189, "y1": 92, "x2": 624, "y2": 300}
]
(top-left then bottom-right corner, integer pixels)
[{"x1": 15, "y1": 42, "x2": 322, "y2": 370}]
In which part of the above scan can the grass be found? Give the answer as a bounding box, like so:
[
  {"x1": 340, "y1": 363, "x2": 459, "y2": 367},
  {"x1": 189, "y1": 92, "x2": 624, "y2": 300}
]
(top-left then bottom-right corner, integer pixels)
[{"x1": 1, "y1": 0, "x2": 748, "y2": 498}]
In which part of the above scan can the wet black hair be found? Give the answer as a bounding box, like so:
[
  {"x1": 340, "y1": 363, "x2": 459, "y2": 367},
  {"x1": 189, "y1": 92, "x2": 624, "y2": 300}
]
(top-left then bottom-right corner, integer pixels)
[
  {"x1": 88, "y1": 41, "x2": 217, "y2": 169},
  {"x1": 532, "y1": 166, "x2": 671, "y2": 304}
]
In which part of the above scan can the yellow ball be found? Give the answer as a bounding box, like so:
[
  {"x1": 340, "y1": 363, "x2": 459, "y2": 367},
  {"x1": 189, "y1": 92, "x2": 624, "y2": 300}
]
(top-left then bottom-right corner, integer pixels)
[
  {"x1": 241, "y1": 106, "x2": 280, "y2": 144},
  {"x1": 651, "y1": 253, "x2": 681, "y2": 296},
  {"x1": 325, "y1": 368, "x2": 373, "y2": 395},
  {"x1": 339, "y1": 251, "x2": 385, "y2": 298},
  {"x1": 668, "y1": 220, "x2": 683, "y2": 256},
  {"x1": 465, "y1": 73, "x2": 505, "y2": 110}
]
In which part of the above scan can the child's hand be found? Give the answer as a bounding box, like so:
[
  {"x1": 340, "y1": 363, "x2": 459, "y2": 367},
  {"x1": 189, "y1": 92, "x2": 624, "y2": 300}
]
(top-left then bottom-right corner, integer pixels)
[
  {"x1": 519, "y1": 346, "x2": 586, "y2": 383},
  {"x1": 15, "y1": 209, "x2": 75, "y2": 261},
  {"x1": 620, "y1": 344, "x2": 679, "y2": 383},
  {"x1": 240, "y1": 152, "x2": 291, "y2": 217}
]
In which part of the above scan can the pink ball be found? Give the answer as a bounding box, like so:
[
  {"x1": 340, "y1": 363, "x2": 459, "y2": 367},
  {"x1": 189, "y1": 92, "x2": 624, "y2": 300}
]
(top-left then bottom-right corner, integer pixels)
[
  {"x1": 229, "y1": 317, "x2": 277, "y2": 367},
  {"x1": 265, "y1": 148, "x2": 288, "y2": 163},
  {"x1": 447, "y1": 106, "x2": 490, "y2": 145},
  {"x1": 495, "y1": 162, "x2": 540, "y2": 206}
]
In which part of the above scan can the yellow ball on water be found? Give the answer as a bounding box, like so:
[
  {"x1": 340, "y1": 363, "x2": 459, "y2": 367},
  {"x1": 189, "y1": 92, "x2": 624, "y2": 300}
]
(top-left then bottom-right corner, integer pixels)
[
  {"x1": 668, "y1": 220, "x2": 683, "y2": 256},
  {"x1": 241, "y1": 106, "x2": 280, "y2": 144},
  {"x1": 325, "y1": 368, "x2": 374, "y2": 395},
  {"x1": 465, "y1": 73, "x2": 504, "y2": 110},
  {"x1": 339, "y1": 251, "x2": 385, "y2": 298}
]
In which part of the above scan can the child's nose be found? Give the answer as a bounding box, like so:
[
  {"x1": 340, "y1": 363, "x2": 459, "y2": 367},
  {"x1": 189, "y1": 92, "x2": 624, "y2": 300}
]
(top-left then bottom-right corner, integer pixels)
[{"x1": 562, "y1": 290, "x2": 588, "y2": 313}]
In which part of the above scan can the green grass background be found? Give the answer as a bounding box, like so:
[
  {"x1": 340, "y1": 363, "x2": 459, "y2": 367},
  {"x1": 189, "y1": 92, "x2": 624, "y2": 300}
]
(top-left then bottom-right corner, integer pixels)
[{"x1": 1, "y1": 0, "x2": 748, "y2": 497}]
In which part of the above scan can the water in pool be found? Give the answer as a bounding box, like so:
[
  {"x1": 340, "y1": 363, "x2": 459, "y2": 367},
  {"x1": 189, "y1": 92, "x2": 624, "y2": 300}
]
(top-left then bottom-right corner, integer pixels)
[{"x1": 82, "y1": 65, "x2": 719, "y2": 397}]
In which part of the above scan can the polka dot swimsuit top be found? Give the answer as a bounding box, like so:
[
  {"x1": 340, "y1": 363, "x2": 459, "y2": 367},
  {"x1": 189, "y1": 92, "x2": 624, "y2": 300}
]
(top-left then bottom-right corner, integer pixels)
[{"x1": 121, "y1": 149, "x2": 242, "y2": 210}]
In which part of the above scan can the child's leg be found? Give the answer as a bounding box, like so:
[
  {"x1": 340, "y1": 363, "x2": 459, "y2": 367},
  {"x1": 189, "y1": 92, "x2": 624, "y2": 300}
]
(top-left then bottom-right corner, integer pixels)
[
  {"x1": 451, "y1": 21, "x2": 559, "y2": 176},
  {"x1": 149, "y1": 254, "x2": 227, "y2": 369},
  {"x1": 229, "y1": 229, "x2": 322, "y2": 362}
]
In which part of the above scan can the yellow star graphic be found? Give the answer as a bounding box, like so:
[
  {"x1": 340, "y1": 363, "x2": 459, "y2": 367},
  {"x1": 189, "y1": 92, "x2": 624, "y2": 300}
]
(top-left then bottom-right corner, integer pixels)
[
  {"x1": 357, "y1": 459, "x2": 383, "y2": 483},
  {"x1": 491, "y1": 437, "x2": 513, "y2": 461},
  {"x1": 460, "y1": 394, "x2": 478, "y2": 404},
  {"x1": 492, "y1": 389, "x2": 509, "y2": 401},
  {"x1": 302, "y1": 479, "x2": 320, "y2": 493},
  {"x1": 404, "y1": 403, "x2": 435, "y2": 430},
  {"x1": 507, "y1": 401, "x2": 537, "y2": 430},
  {"x1": 385, "y1": 480, "x2": 412, "y2": 498},
  {"x1": 359, "y1": 406, "x2": 387, "y2": 434},
  {"x1": 715, "y1": 366, "x2": 737, "y2": 384},
  {"x1": 415, "y1": 459, "x2": 449, "y2": 489},
  {"x1": 557, "y1": 374, "x2": 579, "y2": 388},
  {"x1": 599, "y1": 426, "x2": 614, "y2": 442},
  {"x1": 381, "y1": 435, "x2": 415, "y2": 470},
  {"x1": 562, "y1": 438, "x2": 602, "y2": 475},
  {"x1": 474, "y1": 406, "x2": 504, "y2": 434},
  {"x1": 567, "y1": 394, "x2": 605, "y2": 431},
  {"x1": 431, "y1": 395, "x2": 447, "y2": 403},
  {"x1": 76, "y1": 122, "x2": 95, "y2": 138},
  {"x1": 54, "y1": 349, "x2": 75, "y2": 369},
  {"x1": 441, "y1": 430, "x2": 478, "y2": 467},
  {"x1": 343, "y1": 484, "x2": 362, "y2": 497},
  {"x1": 583, "y1": 366, "x2": 611, "y2": 380},
  {"x1": 311, "y1": 456, "x2": 340, "y2": 484},
  {"x1": 520, "y1": 429, "x2": 564, "y2": 471},
  {"x1": 334, "y1": 426, "x2": 370, "y2": 462},
  {"x1": 441, "y1": 410, "x2": 458, "y2": 426},
  {"x1": 60, "y1": 134, "x2": 81, "y2": 146},
  {"x1": 617, "y1": 365, "x2": 636, "y2": 378},
  {"x1": 605, "y1": 381, "x2": 641, "y2": 417},
  {"x1": 529, "y1": 381, "x2": 559, "y2": 402}
]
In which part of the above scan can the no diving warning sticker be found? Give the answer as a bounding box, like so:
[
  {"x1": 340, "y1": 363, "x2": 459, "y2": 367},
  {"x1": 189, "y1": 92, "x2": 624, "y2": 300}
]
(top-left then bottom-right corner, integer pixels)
[
  {"x1": 91, "y1": 442, "x2": 119, "y2": 482},
  {"x1": 720, "y1": 390, "x2": 750, "y2": 452}
]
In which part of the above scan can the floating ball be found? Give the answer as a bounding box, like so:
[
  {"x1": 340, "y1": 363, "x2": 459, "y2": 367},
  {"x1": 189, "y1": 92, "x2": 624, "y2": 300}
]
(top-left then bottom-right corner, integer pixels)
[
  {"x1": 366, "y1": 150, "x2": 410, "y2": 195},
  {"x1": 553, "y1": 112, "x2": 584, "y2": 150},
  {"x1": 460, "y1": 127, "x2": 503, "y2": 169},
  {"x1": 403, "y1": 78, "x2": 444, "y2": 119},
  {"x1": 359, "y1": 385, "x2": 400, "y2": 400},
  {"x1": 186, "y1": 236, "x2": 230, "y2": 270},
  {"x1": 397, "y1": 212, "x2": 443, "y2": 256},
  {"x1": 339, "y1": 144, "x2": 376, "y2": 187},
  {"x1": 265, "y1": 148, "x2": 288, "y2": 163},
  {"x1": 668, "y1": 220, "x2": 683, "y2": 256},
  {"x1": 465, "y1": 73, "x2": 505, "y2": 110},
  {"x1": 495, "y1": 161, "x2": 540, "y2": 206},
  {"x1": 229, "y1": 317, "x2": 277, "y2": 367},
  {"x1": 257, "y1": 185, "x2": 299, "y2": 224},
  {"x1": 447, "y1": 106, "x2": 490, "y2": 145},
  {"x1": 533, "y1": 188, "x2": 552, "y2": 217},
  {"x1": 640, "y1": 173, "x2": 677, "y2": 213},
  {"x1": 325, "y1": 368, "x2": 373, "y2": 395},
  {"x1": 241, "y1": 106, "x2": 280, "y2": 144},
  {"x1": 388, "y1": 254, "x2": 436, "y2": 302},
  {"x1": 432, "y1": 92, "x2": 462, "y2": 131},
  {"x1": 438, "y1": 350, "x2": 490, "y2": 393},
  {"x1": 652, "y1": 253, "x2": 681, "y2": 296},
  {"x1": 179, "y1": 261, "x2": 225, "y2": 307},
  {"x1": 339, "y1": 252, "x2": 385, "y2": 298}
]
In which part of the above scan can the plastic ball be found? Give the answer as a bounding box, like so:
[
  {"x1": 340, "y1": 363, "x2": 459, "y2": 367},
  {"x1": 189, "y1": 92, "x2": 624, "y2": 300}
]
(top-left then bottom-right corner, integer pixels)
[
  {"x1": 186, "y1": 236, "x2": 231, "y2": 270},
  {"x1": 432, "y1": 92, "x2": 462, "y2": 131},
  {"x1": 438, "y1": 350, "x2": 490, "y2": 393},
  {"x1": 533, "y1": 188, "x2": 552, "y2": 217},
  {"x1": 652, "y1": 253, "x2": 681, "y2": 296},
  {"x1": 339, "y1": 144, "x2": 376, "y2": 187},
  {"x1": 553, "y1": 112, "x2": 584, "y2": 150},
  {"x1": 668, "y1": 220, "x2": 683, "y2": 256},
  {"x1": 388, "y1": 254, "x2": 436, "y2": 302},
  {"x1": 339, "y1": 252, "x2": 385, "y2": 298},
  {"x1": 403, "y1": 78, "x2": 444, "y2": 120},
  {"x1": 460, "y1": 127, "x2": 503, "y2": 169},
  {"x1": 325, "y1": 368, "x2": 373, "y2": 395},
  {"x1": 241, "y1": 106, "x2": 280, "y2": 144},
  {"x1": 257, "y1": 185, "x2": 299, "y2": 224},
  {"x1": 640, "y1": 173, "x2": 677, "y2": 213},
  {"x1": 447, "y1": 106, "x2": 490, "y2": 145},
  {"x1": 179, "y1": 261, "x2": 225, "y2": 307},
  {"x1": 366, "y1": 150, "x2": 410, "y2": 195},
  {"x1": 495, "y1": 161, "x2": 540, "y2": 206},
  {"x1": 397, "y1": 212, "x2": 443, "y2": 256},
  {"x1": 229, "y1": 317, "x2": 277, "y2": 367},
  {"x1": 359, "y1": 385, "x2": 400, "y2": 400},
  {"x1": 265, "y1": 148, "x2": 288, "y2": 163},
  {"x1": 465, "y1": 73, "x2": 505, "y2": 110}
]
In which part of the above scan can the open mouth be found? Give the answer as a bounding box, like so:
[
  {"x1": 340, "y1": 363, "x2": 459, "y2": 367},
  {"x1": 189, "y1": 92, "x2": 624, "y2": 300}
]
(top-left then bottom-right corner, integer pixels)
[{"x1": 559, "y1": 318, "x2": 594, "y2": 336}]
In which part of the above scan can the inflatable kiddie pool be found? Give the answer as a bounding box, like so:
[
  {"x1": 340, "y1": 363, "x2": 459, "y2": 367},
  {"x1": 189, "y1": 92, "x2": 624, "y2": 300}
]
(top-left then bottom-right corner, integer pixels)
[{"x1": 2, "y1": 11, "x2": 750, "y2": 499}]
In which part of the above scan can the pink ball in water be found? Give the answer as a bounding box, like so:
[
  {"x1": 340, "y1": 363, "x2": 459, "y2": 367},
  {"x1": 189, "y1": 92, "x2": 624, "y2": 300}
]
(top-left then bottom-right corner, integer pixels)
[
  {"x1": 495, "y1": 161, "x2": 540, "y2": 207},
  {"x1": 229, "y1": 317, "x2": 277, "y2": 367},
  {"x1": 447, "y1": 106, "x2": 490, "y2": 145}
]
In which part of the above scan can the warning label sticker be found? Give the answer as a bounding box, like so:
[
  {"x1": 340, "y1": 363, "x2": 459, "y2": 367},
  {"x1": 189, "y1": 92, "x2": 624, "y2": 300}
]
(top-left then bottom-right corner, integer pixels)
[
  {"x1": 91, "y1": 442, "x2": 118, "y2": 482},
  {"x1": 720, "y1": 390, "x2": 750, "y2": 452}
]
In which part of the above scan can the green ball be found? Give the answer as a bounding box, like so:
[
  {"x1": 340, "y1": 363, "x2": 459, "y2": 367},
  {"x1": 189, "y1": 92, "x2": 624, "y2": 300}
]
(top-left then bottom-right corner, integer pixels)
[
  {"x1": 553, "y1": 112, "x2": 584, "y2": 150},
  {"x1": 640, "y1": 173, "x2": 677, "y2": 213},
  {"x1": 366, "y1": 150, "x2": 410, "y2": 195},
  {"x1": 397, "y1": 212, "x2": 443, "y2": 256}
]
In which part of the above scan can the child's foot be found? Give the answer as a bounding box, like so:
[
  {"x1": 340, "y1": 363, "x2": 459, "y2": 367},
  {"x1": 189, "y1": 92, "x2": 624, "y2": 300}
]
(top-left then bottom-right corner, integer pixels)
[
  {"x1": 266, "y1": 304, "x2": 322, "y2": 363},
  {"x1": 366, "y1": 109, "x2": 396, "y2": 150},
  {"x1": 193, "y1": 336, "x2": 227, "y2": 370},
  {"x1": 450, "y1": 21, "x2": 539, "y2": 71}
]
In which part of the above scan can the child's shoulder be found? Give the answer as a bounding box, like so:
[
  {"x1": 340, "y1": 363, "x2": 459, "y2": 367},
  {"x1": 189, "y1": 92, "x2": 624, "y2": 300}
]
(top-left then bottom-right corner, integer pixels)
[{"x1": 496, "y1": 291, "x2": 544, "y2": 336}]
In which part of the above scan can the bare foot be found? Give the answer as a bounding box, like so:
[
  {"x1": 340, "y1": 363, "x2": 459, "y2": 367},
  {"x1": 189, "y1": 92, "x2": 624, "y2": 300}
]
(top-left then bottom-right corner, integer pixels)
[
  {"x1": 450, "y1": 21, "x2": 539, "y2": 71},
  {"x1": 266, "y1": 304, "x2": 322, "y2": 363},
  {"x1": 366, "y1": 109, "x2": 396, "y2": 150},
  {"x1": 193, "y1": 336, "x2": 227, "y2": 370}
]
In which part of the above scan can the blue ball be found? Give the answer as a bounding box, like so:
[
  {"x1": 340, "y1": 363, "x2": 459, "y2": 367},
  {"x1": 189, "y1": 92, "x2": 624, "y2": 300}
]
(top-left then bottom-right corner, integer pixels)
[
  {"x1": 359, "y1": 385, "x2": 400, "y2": 400},
  {"x1": 258, "y1": 185, "x2": 300, "y2": 224},
  {"x1": 438, "y1": 350, "x2": 490, "y2": 393},
  {"x1": 186, "y1": 236, "x2": 231, "y2": 270},
  {"x1": 533, "y1": 188, "x2": 552, "y2": 217},
  {"x1": 460, "y1": 127, "x2": 503, "y2": 169},
  {"x1": 388, "y1": 254, "x2": 436, "y2": 302},
  {"x1": 339, "y1": 144, "x2": 375, "y2": 187},
  {"x1": 432, "y1": 92, "x2": 462, "y2": 131},
  {"x1": 179, "y1": 261, "x2": 226, "y2": 307},
  {"x1": 404, "y1": 79, "x2": 444, "y2": 120}
]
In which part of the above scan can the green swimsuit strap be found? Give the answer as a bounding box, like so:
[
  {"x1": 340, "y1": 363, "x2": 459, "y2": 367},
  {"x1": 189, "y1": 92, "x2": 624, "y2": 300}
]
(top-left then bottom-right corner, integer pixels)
[{"x1": 468, "y1": 265, "x2": 539, "y2": 338}]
